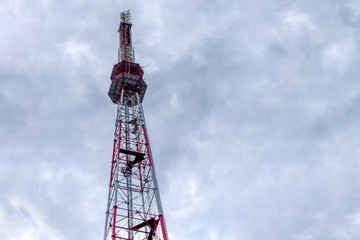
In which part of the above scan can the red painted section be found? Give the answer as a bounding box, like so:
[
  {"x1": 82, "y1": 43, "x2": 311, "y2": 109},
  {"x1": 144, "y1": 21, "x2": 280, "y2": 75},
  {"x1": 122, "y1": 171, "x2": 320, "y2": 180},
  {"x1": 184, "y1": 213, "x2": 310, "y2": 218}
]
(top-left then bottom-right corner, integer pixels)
[
  {"x1": 119, "y1": 22, "x2": 132, "y2": 46},
  {"x1": 110, "y1": 61, "x2": 144, "y2": 80},
  {"x1": 136, "y1": 133, "x2": 144, "y2": 191},
  {"x1": 112, "y1": 205, "x2": 118, "y2": 240},
  {"x1": 142, "y1": 125, "x2": 152, "y2": 165},
  {"x1": 139, "y1": 165, "x2": 144, "y2": 192},
  {"x1": 159, "y1": 214, "x2": 167, "y2": 240}
]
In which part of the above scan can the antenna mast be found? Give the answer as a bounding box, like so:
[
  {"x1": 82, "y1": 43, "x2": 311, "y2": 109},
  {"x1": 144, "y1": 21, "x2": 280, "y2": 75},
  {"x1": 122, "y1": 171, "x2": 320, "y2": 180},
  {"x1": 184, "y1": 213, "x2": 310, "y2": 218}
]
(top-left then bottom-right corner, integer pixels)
[{"x1": 103, "y1": 10, "x2": 169, "y2": 240}]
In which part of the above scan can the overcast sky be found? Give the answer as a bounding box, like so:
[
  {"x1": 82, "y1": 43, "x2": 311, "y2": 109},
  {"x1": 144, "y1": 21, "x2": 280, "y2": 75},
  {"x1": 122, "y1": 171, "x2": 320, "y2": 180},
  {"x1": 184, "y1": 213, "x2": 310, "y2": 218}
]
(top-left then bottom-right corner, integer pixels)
[{"x1": 1, "y1": 0, "x2": 360, "y2": 239}]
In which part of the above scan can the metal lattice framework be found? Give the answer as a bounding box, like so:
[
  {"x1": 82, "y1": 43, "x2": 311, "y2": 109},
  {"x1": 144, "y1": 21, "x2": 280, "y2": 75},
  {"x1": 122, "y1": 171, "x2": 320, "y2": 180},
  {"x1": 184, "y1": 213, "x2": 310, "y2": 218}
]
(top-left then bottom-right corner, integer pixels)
[
  {"x1": 118, "y1": 10, "x2": 133, "y2": 62},
  {"x1": 103, "y1": 10, "x2": 168, "y2": 240}
]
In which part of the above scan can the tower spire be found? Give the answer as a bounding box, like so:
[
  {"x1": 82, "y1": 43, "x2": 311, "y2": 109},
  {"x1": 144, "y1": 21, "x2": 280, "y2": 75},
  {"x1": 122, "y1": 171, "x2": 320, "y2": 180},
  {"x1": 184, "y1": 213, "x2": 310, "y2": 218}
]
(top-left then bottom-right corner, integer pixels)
[{"x1": 118, "y1": 10, "x2": 133, "y2": 62}]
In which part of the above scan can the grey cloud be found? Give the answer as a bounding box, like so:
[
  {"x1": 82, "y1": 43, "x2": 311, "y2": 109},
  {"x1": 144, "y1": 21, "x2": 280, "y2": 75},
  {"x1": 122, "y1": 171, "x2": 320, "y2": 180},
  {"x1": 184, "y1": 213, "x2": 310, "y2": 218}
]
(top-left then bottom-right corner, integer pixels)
[{"x1": 1, "y1": 0, "x2": 360, "y2": 240}]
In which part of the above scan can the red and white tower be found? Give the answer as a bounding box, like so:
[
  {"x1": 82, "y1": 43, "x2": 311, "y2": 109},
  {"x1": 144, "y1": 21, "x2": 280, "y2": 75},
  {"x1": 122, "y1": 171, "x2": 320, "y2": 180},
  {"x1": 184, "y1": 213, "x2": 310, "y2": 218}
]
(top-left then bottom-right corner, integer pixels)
[{"x1": 103, "y1": 10, "x2": 168, "y2": 240}]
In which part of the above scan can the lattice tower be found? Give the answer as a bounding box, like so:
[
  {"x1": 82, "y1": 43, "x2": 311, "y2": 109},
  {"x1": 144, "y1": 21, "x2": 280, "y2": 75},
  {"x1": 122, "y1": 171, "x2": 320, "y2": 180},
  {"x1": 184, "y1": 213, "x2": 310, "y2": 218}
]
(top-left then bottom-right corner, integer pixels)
[{"x1": 103, "y1": 10, "x2": 169, "y2": 240}]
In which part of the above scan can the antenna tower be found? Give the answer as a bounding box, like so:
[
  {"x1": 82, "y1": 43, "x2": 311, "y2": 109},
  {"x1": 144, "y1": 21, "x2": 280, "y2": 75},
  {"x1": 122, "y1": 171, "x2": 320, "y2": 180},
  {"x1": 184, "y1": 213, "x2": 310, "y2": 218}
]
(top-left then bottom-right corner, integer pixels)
[{"x1": 103, "y1": 10, "x2": 169, "y2": 240}]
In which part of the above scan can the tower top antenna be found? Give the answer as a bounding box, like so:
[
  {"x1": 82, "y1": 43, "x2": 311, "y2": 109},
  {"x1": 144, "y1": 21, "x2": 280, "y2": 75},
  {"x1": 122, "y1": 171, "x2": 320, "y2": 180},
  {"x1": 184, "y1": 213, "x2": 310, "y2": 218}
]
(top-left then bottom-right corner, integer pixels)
[
  {"x1": 118, "y1": 10, "x2": 133, "y2": 62},
  {"x1": 120, "y1": 10, "x2": 131, "y2": 24}
]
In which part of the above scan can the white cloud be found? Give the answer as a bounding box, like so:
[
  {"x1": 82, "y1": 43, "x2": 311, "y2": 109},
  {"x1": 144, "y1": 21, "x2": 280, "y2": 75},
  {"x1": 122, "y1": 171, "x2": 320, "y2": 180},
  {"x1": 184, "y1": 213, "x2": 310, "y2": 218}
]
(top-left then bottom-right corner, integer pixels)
[
  {"x1": 169, "y1": 93, "x2": 178, "y2": 108},
  {"x1": 322, "y1": 39, "x2": 358, "y2": 73},
  {"x1": 283, "y1": 11, "x2": 315, "y2": 33},
  {"x1": 13, "y1": 228, "x2": 38, "y2": 240},
  {"x1": 62, "y1": 41, "x2": 95, "y2": 64},
  {"x1": 209, "y1": 229, "x2": 218, "y2": 240}
]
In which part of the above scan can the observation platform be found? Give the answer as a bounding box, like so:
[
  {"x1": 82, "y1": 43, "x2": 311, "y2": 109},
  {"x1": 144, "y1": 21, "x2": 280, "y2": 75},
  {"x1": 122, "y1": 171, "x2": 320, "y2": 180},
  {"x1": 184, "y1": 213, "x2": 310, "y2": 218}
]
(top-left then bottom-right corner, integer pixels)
[{"x1": 108, "y1": 60, "x2": 147, "y2": 105}]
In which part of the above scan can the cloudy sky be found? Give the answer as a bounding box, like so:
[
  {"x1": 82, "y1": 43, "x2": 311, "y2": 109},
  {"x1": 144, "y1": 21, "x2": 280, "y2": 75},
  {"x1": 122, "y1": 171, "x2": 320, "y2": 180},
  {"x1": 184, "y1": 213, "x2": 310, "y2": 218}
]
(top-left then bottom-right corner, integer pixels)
[{"x1": 1, "y1": 0, "x2": 360, "y2": 239}]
